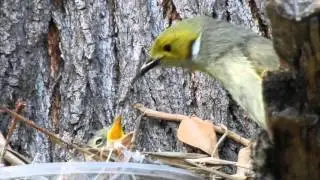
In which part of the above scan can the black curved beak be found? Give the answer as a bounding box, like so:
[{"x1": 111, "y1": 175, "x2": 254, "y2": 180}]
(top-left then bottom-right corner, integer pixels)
[
  {"x1": 118, "y1": 58, "x2": 161, "y2": 105},
  {"x1": 139, "y1": 58, "x2": 161, "y2": 77},
  {"x1": 129, "y1": 58, "x2": 161, "y2": 89}
]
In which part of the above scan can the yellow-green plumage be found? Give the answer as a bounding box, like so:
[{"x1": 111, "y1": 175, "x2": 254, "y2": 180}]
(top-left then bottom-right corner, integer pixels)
[
  {"x1": 142, "y1": 16, "x2": 280, "y2": 129},
  {"x1": 87, "y1": 128, "x2": 108, "y2": 148},
  {"x1": 87, "y1": 115, "x2": 125, "y2": 148}
]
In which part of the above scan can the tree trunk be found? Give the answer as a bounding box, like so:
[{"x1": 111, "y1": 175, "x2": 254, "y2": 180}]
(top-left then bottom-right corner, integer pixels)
[
  {"x1": 0, "y1": 0, "x2": 269, "y2": 166},
  {"x1": 253, "y1": 1, "x2": 320, "y2": 179}
]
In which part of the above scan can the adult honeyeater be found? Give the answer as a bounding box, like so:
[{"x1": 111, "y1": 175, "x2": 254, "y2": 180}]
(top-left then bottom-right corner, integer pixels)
[{"x1": 140, "y1": 16, "x2": 280, "y2": 129}]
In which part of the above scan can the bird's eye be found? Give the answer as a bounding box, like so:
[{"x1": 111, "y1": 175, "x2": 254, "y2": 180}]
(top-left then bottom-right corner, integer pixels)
[
  {"x1": 163, "y1": 44, "x2": 171, "y2": 52},
  {"x1": 95, "y1": 137, "x2": 103, "y2": 146}
]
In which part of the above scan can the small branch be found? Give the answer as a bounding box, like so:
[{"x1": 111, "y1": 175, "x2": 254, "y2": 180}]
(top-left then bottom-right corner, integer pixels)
[
  {"x1": 106, "y1": 148, "x2": 113, "y2": 162},
  {"x1": 187, "y1": 160, "x2": 247, "y2": 180},
  {"x1": 0, "y1": 106, "x2": 99, "y2": 159},
  {"x1": 0, "y1": 100, "x2": 25, "y2": 163},
  {"x1": 211, "y1": 124, "x2": 228, "y2": 157},
  {"x1": 0, "y1": 147, "x2": 29, "y2": 165},
  {"x1": 186, "y1": 157, "x2": 251, "y2": 170},
  {"x1": 130, "y1": 113, "x2": 144, "y2": 150},
  {"x1": 0, "y1": 133, "x2": 30, "y2": 165},
  {"x1": 134, "y1": 104, "x2": 251, "y2": 146},
  {"x1": 134, "y1": 104, "x2": 186, "y2": 122}
]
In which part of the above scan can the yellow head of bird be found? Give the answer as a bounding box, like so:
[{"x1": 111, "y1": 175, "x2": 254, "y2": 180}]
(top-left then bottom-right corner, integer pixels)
[{"x1": 140, "y1": 19, "x2": 202, "y2": 76}]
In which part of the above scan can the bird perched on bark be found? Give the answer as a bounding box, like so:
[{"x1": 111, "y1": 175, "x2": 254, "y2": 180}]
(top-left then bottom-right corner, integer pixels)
[{"x1": 140, "y1": 16, "x2": 280, "y2": 129}]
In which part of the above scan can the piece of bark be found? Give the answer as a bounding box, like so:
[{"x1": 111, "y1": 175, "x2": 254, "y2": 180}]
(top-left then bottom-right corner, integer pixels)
[{"x1": 254, "y1": 0, "x2": 320, "y2": 179}]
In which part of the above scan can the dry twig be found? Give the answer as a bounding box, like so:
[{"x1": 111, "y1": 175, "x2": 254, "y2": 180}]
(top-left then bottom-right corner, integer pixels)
[
  {"x1": 211, "y1": 124, "x2": 228, "y2": 157},
  {"x1": 187, "y1": 161, "x2": 247, "y2": 180},
  {"x1": 0, "y1": 100, "x2": 25, "y2": 163},
  {"x1": 134, "y1": 104, "x2": 251, "y2": 146},
  {"x1": 0, "y1": 106, "x2": 101, "y2": 160},
  {"x1": 185, "y1": 157, "x2": 251, "y2": 170},
  {"x1": 0, "y1": 133, "x2": 30, "y2": 165},
  {"x1": 130, "y1": 113, "x2": 144, "y2": 150}
]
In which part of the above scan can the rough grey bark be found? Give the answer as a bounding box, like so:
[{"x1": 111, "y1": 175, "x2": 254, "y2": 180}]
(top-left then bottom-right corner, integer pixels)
[
  {"x1": 0, "y1": 0, "x2": 270, "y2": 165},
  {"x1": 253, "y1": 1, "x2": 320, "y2": 179}
]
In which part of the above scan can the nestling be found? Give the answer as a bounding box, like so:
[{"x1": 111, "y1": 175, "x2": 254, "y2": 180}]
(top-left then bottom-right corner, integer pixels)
[{"x1": 87, "y1": 115, "x2": 125, "y2": 149}]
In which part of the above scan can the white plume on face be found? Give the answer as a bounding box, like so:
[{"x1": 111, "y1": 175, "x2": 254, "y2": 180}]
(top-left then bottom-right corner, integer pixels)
[{"x1": 192, "y1": 33, "x2": 202, "y2": 59}]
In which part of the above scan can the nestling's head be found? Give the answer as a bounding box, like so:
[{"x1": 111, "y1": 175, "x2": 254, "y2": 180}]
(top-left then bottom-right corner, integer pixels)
[
  {"x1": 87, "y1": 128, "x2": 108, "y2": 148},
  {"x1": 87, "y1": 115, "x2": 125, "y2": 148}
]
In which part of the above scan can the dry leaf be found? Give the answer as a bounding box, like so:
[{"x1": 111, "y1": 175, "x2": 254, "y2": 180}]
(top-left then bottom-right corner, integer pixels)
[
  {"x1": 235, "y1": 146, "x2": 253, "y2": 177},
  {"x1": 120, "y1": 131, "x2": 134, "y2": 148},
  {"x1": 177, "y1": 116, "x2": 217, "y2": 155}
]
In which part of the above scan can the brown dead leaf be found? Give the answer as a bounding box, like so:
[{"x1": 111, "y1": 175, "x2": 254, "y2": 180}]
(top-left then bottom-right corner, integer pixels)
[
  {"x1": 177, "y1": 116, "x2": 217, "y2": 155},
  {"x1": 120, "y1": 131, "x2": 134, "y2": 148},
  {"x1": 235, "y1": 145, "x2": 253, "y2": 177}
]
